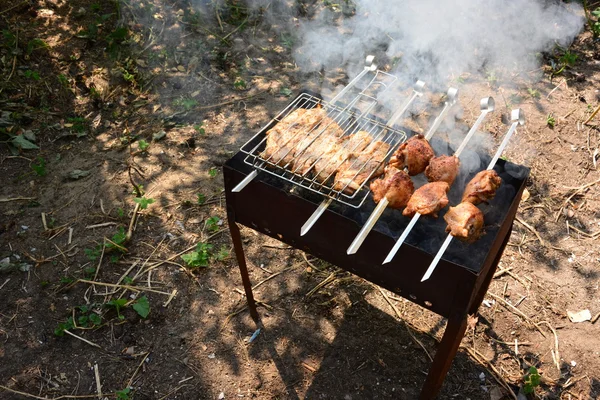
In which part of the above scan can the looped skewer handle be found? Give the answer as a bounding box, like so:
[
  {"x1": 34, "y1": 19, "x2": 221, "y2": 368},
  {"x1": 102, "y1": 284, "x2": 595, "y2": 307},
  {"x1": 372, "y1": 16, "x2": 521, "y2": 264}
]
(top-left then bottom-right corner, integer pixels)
[
  {"x1": 301, "y1": 79, "x2": 427, "y2": 237},
  {"x1": 420, "y1": 108, "x2": 525, "y2": 282},
  {"x1": 232, "y1": 55, "x2": 376, "y2": 194},
  {"x1": 424, "y1": 87, "x2": 459, "y2": 141},
  {"x1": 382, "y1": 96, "x2": 494, "y2": 264}
]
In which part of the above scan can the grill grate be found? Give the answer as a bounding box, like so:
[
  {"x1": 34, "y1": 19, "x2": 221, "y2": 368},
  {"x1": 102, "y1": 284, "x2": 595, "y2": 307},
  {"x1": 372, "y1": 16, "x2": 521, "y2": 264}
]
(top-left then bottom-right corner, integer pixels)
[{"x1": 239, "y1": 71, "x2": 408, "y2": 208}]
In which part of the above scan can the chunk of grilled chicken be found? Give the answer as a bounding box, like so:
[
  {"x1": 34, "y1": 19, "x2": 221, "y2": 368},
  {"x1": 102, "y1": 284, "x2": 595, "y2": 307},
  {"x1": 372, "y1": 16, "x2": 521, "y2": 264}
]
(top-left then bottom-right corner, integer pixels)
[
  {"x1": 402, "y1": 181, "x2": 450, "y2": 217},
  {"x1": 388, "y1": 134, "x2": 435, "y2": 175},
  {"x1": 444, "y1": 202, "x2": 484, "y2": 242},
  {"x1": 333, "y1": 140, "x2": 390, "y2": 194},
  {"x1": 313, "y1": 130, "x2": 373, "y2": 183},
  {"x1": 425, "y1": 155, "x2": 460, "y2": 186},
  {"x1": 261, "y1": 107, "x2": 327, "y2": 167},
  {"x1": 462, "y1": 170, "x2": 502, "y2": 205},
  {"x1": 370, "y1": 166, "x2": 414, "y2": 209}
]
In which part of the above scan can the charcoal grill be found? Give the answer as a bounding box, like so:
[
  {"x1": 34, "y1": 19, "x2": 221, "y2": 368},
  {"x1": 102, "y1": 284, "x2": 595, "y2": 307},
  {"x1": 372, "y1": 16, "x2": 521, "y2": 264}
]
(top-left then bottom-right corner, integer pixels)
[{"x1": 224, "y1": 90, "x2": 529, "y2": 399}]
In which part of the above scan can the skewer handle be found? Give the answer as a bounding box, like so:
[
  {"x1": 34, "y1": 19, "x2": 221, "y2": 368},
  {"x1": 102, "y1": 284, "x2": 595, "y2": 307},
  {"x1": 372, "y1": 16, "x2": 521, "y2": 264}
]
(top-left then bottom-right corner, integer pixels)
[
  {"x1": 487, "y1": 109, "x2": 525, "y2": 169},
  {"x1": 424, "y1": 87, "x2": 459, "y2": 141},
  {"x1": 347, "y1": 197, "x2": 389, "y2": 255},
  {"x1": 301, "y1": 198, "x2": 333, "y2": 236},
  {"x1": 382, "y1": 212, "x2": 421, "y2": 264},
  {"x1": 421, "y1": 234, "x2": 453, "y2": 282},
  {"x1": 232, "y1": 170, "x2": 258, "y2": 193},
  {"x1": 453, "y1": 97, "x2": 495, "y2": 158},
  {"x1": 330, "y1": 55, "x2": 376, "y2": 104},
  {"x1": 386, "y1": 80, "x2": 426, "y2": 128}
]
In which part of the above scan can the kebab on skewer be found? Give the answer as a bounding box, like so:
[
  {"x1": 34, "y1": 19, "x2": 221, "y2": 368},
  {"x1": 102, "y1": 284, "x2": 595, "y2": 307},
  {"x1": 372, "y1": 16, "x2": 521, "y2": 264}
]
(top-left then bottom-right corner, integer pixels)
[
  {"x1": 346, "y1": 88, "x2": 461, "y2": 255},
  {"x1": 443, "y1": 202, "x2": 485, "y2": 243},
  {"x1": 382, "y1": 97, "x2": 496, "y2": 264},
  {"x1": 420, "y1": 108, "x2": 525, "y2": 282}
]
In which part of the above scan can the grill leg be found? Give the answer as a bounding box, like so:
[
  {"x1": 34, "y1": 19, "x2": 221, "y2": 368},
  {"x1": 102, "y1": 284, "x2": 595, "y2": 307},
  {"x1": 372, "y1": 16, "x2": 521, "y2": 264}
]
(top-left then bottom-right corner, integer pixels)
[
  {"x1": 227, "y1": 208, "x2": 259, "y2": 321},
  {"x1": 419, "y1": 314, "x2": 468, "y2": 400}
]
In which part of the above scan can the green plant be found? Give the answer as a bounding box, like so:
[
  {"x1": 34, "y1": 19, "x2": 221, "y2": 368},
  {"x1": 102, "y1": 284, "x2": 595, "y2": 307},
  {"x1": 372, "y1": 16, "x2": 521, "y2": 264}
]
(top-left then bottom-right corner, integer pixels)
[
  {"x1": 26, "y1": 38, "x2": 49, "y2": 55},
  {"x1": 173, "y1": 98, "x2": 198, "y2": 111},
  {"x1": 546, "y1": 114, "x2": 556, "y2": 128},
  {"x1": 91, "y1": 3, "x2": 102, "y2": 12},
  {"x1": 559, "y1": 50, "x2": 578, "y2": 67},
  {"x1": 1, "y1": 30, "x2": 16, "y2": 48},
  {"x1": 523, "y1": 366, "x2": 541, "y2": 394},
  {"x1": 57, "y1": 74, "x2": 69, "y2": 87},
  {"x1": 0, "y1": 130, "x2": 39, "y2": 153},
  {"x1": 280, "y1": 33, "x2": 294, "y2": 49},
  {"x1": 116, "y1": 387, "x2": 132, "y2": 400},
  {"x1": 279, "y1": 87, "x2": 293, "y2": 97},
  {"x1": 197, "y1": 193, "x2": 206, "y2": 205},
  {"x1": 486, "y1": 70, "x2": 498, "y2": 86},
  {"x1": 60, "y1": 276, "x2": 74, "y2": 284},
  {"x1": 592, "y1": 8, "x2": 600, "y2": 37},
  {"x1": 194, "y1": 123, "x2": 205, "y2": 135},
  {"x1": 132, "y1": 296, "x2": 150, "y2": 318},
  {"x1": 208, "y1": 167, "x2": 218, "y2": 178},
  {"x1": 85, "y1": 247, "x2": 102, "y2": 261},
  {"x1": 138, "y1": 139, "x2": 150, "y2": 152},
  {"x1": 215, "y1": 246, "x2": 230, "y2": 261},
  {"x1": 205, "y1": 216, "x2": 221, "y2": 232},
  {"x1": 106, "y1": 298, "x2": 127, "y2": 320},
  {"x1": 76, "y1": 304, "x2": 102, "y2": 327},
  {"x1": 527, "y1": 88, "x2": 540, "y2": 99},
  {"x1": 83, "y1": 266, "x2": 96, "y2": 280},
  {"x1": 133, "y1": 196, "x2": 154, "y2": 209},
  {"x1": 116, "y1": 207, "x2": 125, "y2": 218},
  {"x1": 107, "y1": 27, "x2": 128, "y2": 55},
  {"x1": 66, "y1": 117, "x2": 87, "y2": 133},
  {"x1": 24, "y1": 70, "x2": 40, "y2": 81},
  {"x1": 106, "y1": 227, "x2": 127, "y2": 252},
  {"x1": 31, "y1": 156, "x2": 47, "y2": 176},
  {"x1": 234, "y1": 77, "x2": 247, "y2": 90},
  {"x1": 54, "y1": 317, "x2": 75, "y2": 336},
  {"x1": 181, "y1": 242, "x2": 213, "y2": 268}
]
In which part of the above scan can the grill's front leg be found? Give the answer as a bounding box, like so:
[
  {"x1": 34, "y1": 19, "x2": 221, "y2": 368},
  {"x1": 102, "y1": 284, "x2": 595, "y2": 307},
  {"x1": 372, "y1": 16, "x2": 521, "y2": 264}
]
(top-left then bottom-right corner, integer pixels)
[{"x1": 227, "y1": 207, "x2": 259, "y2": 321}]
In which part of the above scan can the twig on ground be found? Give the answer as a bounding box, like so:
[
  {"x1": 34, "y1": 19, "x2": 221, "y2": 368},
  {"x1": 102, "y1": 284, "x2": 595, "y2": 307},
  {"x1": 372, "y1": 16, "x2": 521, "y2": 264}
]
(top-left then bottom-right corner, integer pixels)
[
  {"x1": 556, "y1": 178, "x2": 600, "y2": 221},
  {"x1": 487, "y1": 292, "x2": 546, "y2": 337},
  {"x1": 539, "y1": 321, "x2": 560, "y2": 373},
  {"x1": 0, "y1": 196, "x2": 36, "y2": 202},
  {"x1": 41, "y1": 213, "x2": 48, "y2": 231},
  {"x1": 493, "y1": 266, "x2": 513, "y2": 278},
  {"x1": 583, "y1": 103, "x2": 600, "y2": 125},
  {"x1": 85, "y1": 222, "x2": 118, "y2": 229},
  {"x1": 63, "y1": 330, "x2": 101, "y2": 349},
  {"x1": 463, "y1": 347, "x2": 518, "y2": 400},
  {"x1": 196, "y1": 87, "x2": 271, "y2": 111},
  {"x1": 252, "y1": 264, "x2": 299, "y2": 291},
  {"x1": 94, "y1": 363, "x2": 102, "y2": 399},
  {"x1": 305, "y1": 272, "x2": 337, "y2": 297},
  {"x1": 163, "y1": 289, "x2": 178, "y2": 307},
  {"x1": 0, "y1": 278, "x2": 10, "y2": 291},
  {"x1": 127, "y1": 352, "x2": 150, "y2": 388},
  {"x1": 376, "y1": 285, "x2": 433, "y2": 362},
  {"x1": 78, "y1": 279, "x2": 172, "y2": 296},
  {"x1": 222, "y1": 16, "x2": 249, "y2": 40},
  {"x1": 0, "y1": 384, "x2": 106, "y2": 399},
  {"x1": 126, "y1": 203, "x2": 140, "y2": 241},
  {"x1": 592, "y1": 312, "x2": 600, "y2": 324},
  {"x1": 302, "y1": 252, "x2": 321, "y2": 271}
]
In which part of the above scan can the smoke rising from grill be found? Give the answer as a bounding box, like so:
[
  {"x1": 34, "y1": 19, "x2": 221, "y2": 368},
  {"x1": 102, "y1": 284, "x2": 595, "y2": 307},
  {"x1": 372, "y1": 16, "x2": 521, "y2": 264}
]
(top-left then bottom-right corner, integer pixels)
[{"x1": 291, "y1": 0, "x2": 584, "y2": 89}]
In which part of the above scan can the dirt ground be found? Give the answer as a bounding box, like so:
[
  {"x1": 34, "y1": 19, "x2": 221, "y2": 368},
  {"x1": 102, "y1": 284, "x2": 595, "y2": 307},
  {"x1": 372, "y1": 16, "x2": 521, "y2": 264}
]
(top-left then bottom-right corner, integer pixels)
[{"x1": 1, "y1": 1, "x2": 600, "y2": 399}]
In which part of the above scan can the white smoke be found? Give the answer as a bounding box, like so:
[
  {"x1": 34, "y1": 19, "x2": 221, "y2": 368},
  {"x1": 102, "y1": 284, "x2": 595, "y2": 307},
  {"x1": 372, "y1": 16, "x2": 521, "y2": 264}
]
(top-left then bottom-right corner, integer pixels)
[{"x1": 291, "y1": 0, "x2": 584, "y2": 89}]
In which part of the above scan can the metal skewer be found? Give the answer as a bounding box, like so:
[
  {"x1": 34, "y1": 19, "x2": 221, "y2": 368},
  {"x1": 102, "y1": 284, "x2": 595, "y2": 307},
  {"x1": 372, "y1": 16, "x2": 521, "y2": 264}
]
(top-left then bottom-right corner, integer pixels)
[
  {"x1": 345, "y1": 81, "x2": 432, "y2": 253},
  {"x1": 301, "y1": 80, "x2": 426, "y2": 237},
  {"x1": 420, "y1": 108, "x2": 525, "y2": 282},
  {"x1": 232, "y1": 55, "x2": 377, "y2": 193},
  {"x1": 382, "y1": 96, "x2": 495, "y2": 264}
]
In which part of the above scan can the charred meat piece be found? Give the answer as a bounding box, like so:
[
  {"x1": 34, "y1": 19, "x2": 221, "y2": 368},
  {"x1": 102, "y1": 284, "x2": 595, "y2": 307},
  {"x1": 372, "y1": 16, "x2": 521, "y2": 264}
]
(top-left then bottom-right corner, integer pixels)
[
  {"x1": 402, "y1": 181, "x2": 450, "y2": 217},
  {"x1": 425, "y1": 155, "x2": 460, "y2": 186},
  {"x1": 313, "y1": 130, "x2": 372, "y2": 183},
  {"x1": 261, "y1": 108, "x2": 327, "y2": 167},
  {"x1": 444, "y1": 202, "x2": 484, "y2": 242},
  {"x1": 462, "y1": 170, "x2": 502, "y2": 205},
  {"x1": 293, "y1": 117, "x2": 345, "y2": 175},
  {"x1": 333, "y1": 140, "x2": 390, "y2": 194},
  {"x1": 370, "y1": 166, "x2": 414, "y2": 209},
  {"x1": 389, "y1": 134, "x2": 435, "y2": 175}
]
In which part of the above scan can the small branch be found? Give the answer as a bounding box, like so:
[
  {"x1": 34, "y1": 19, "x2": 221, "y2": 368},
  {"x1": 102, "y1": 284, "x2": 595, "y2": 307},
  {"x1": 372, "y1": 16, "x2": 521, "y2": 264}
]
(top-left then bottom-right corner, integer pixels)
[
  {"x1": 196, "y1": 87, "x2": 271, "y2": 111},
  {"x1": 487, "y1": 292, "x2": 546, "y2": 337},
  {"x1": 64, "y1": 330, "x2": 102, "y2": 349},
  {"x1": 0, "y1": 196, "x2": 35, "y2": 202},
  {"x1": 0, "y1": 384, "x2": 107, "y2": 399},
  {"x1": 86, "y1": 222, "x2": 118, "y2": 229},
  {"x1": 583, "y1": 103, "x2": 600, "y2": 125},
  {"x1": 127, "y1": 352, "x2": 150, "y2": 387},
  {"x1": 94, "y1": 363, "x2": 102, "y2": 399}
]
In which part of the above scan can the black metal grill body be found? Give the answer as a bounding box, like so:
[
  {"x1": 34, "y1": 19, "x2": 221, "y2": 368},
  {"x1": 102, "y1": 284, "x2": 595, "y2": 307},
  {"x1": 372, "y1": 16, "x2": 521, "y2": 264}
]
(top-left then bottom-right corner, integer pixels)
[{"x1": 224, "y1": 92, "x2": 529, "y2": 399}]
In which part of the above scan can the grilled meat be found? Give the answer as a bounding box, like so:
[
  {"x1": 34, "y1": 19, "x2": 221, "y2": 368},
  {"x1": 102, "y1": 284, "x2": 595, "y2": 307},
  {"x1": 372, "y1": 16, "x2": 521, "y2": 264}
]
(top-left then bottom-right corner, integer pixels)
[
  {"x1": 425, "y1": 155, "x2": 460, "y2": 186},
  {"x1": 293, "y1": 117, "x2": 345, "y2": 175},
  {"x1": 444, "y1": 202, "x2": 484, "y2": 242},
  {"x1": 370, "y1": 166, "x2": 414, "y2": 209},
  {"x1": 313, "y1": 130, "x2": 372, "y2": 183},
  {"x1": 333, "y1": 140, "x2": 390, "y2": 194},
  {"x1": 402, "y1": 181, "x2": 450, "y2": 217},
  {"x1": 389, "y1": 134, "x2": 435, "y2": 175},
  {"x1": 261, "y1": 107, "x2": 327, "y2": 167},
  {"x1": 462, "y1": 170, "x2": 502, "y2": 205}
]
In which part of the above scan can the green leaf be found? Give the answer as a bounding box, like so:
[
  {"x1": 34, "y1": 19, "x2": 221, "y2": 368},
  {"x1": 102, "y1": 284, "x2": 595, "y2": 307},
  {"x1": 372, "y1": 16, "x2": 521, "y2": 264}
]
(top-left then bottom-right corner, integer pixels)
[
  {"x1": 279, "y1": 87, "x2": 293, "y2": 97},
  {"x1": 133, "y1": 197, "x2": 154, "y2": 210},
  {"x1": 108, "y1": 298, "x2": 127, "y2": 308},
  {"x1": 31, "y1": 156, "x2": 47, "y2": 176},
  {"x1": 89, "y1": 313, "x2": 102, "y2": 326},
  {"x1": 592, "y1": 8, "x2": 600, "y2": 18},
  {"x1": 197, "y1": 193, "x2": 206, "y2": 205},
  {"x1": 11, "y1": 134, "x2": 39, "y2": 150},
  {"x1": 132, "y1": 296, "x2": 150, "y2": 318},
  {"x1": 138, "y1": 139, "x2": 150, "y2": 152}
]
